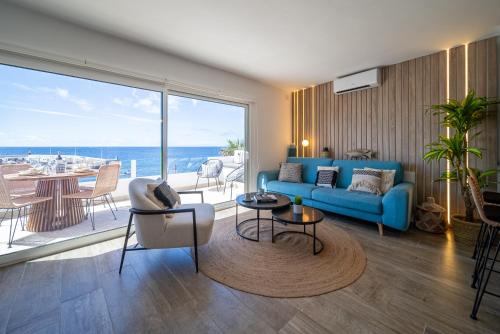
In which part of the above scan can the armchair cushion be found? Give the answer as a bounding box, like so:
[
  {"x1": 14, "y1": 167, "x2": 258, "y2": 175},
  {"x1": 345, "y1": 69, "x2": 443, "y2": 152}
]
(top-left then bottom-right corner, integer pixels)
[{"x1": 164, "y1": 203, "x2": 215, "y2": 247}]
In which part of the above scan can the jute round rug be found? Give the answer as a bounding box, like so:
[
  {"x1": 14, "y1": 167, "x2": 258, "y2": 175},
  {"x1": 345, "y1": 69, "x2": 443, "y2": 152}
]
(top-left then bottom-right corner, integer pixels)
[{"x1": 196, "y1": 212, "x2": 367, "y2": 298}]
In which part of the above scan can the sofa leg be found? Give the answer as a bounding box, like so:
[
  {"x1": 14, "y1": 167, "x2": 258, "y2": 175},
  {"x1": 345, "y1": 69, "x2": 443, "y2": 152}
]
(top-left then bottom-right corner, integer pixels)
[{"x1": 377, "y1": 223, "x2": 383, "y2": 237}]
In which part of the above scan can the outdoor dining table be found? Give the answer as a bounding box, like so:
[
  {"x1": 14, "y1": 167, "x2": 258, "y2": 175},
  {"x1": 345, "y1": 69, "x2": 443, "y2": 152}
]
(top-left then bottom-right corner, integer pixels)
[{"x1": 4, "y1": 170, "x2": 98, "y2": 232}]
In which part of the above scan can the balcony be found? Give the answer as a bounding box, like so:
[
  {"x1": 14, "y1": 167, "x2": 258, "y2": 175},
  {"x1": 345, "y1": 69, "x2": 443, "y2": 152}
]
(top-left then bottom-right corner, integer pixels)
[{"x1": 0, "y1": 155, "x2": 244, "y2": 258}]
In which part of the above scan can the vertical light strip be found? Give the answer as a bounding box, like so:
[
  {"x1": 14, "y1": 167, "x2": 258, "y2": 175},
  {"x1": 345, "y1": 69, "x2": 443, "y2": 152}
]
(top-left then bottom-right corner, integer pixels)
[
  {"x1": 446, "y1": 49, "x2": 451, "y2": 224},
  {"x1": 296, "y1": 91, "x2": 299, "y2": 157},
  {"x1": 293, "y1": 91, "x2": 296, "y2": 154},
  {"x1": 302, "y1": 88, "x2": 306, "y2": 157},
  {"x1": 312, "y1": 86, "x2": 315, "y2": 157},
  {"x1": 465, "y1": 43, "x2": 469, "y2": 168},
  {"x1": 292, "y1": 91, "x2": 295, "y2": 146}
]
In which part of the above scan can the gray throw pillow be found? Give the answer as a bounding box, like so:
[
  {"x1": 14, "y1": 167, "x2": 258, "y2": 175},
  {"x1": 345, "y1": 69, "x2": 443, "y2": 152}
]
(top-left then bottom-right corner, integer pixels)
[
  {"x1": 278, "y1": 163, "x2": 302, "y2": 183},
  {"x1": 146, "y1": 180, "x2": 181, "y2": 209},
  {"x1": 154, "y1": 181, "x2": 179, "y2": 208}
]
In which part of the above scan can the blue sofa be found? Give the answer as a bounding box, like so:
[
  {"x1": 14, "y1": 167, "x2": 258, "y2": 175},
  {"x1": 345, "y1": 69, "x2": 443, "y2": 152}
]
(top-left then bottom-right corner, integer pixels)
[{"x1": 257, "y1": 157, "x2": 414, "y2": 232}]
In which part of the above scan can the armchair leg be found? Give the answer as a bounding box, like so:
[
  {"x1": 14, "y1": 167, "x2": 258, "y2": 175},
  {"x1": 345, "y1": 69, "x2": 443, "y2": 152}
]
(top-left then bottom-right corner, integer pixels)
[
  {"x1": 119, "y1": 213, "x2": 134, "y2": 275},
  {"x1": 377, "y1": 223, "x2": 383, "y2": 237},
  {"x1": 472, "y1": 222, "x2": 486, "y2": 260},
  {"x1": 195, "y1": 176, "x2": 200, "y2": 191}
]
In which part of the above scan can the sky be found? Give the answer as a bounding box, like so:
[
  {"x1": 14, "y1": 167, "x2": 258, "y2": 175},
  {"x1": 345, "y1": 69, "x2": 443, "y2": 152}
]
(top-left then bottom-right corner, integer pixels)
[{"x1": 0, "y1": 64, "x2": 245, "y2": 147}]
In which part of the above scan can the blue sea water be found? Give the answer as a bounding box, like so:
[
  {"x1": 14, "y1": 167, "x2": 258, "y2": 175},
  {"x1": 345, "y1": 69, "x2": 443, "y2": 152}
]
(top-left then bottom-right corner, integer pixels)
[{"x1": 0, "y1": 146, "x2": 223, "y2": 178}]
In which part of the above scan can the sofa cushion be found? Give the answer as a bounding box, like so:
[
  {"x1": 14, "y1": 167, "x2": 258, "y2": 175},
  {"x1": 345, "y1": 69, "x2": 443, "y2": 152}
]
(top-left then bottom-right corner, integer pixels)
[
  {"x1": 333, "y1": 160, "x2": 403, "y2": 188},
  {"x1": 286, "y1": 157, "x2": 334, "y2": 184},
  {"x1": 312, "y1": 187, "x2": 383, "y2": 214},
  {"x1": 266, "y1": 181, "x2": 317, "y2": 199}
]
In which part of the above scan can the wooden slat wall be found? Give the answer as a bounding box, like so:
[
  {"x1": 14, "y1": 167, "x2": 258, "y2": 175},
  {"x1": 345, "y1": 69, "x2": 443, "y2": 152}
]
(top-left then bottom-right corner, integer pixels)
[
  {"x1": 291, "y1": 37, "x2": 498, "y2": 215},
  {"x1": 467, "y1": 39, "x2": 498, "y2": 185}
]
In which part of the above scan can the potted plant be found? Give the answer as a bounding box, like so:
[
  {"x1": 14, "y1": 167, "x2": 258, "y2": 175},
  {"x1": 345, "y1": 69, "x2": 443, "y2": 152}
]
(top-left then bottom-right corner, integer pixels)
[
  {"x1": 219, "y1": 139, "x2": 244, "y2": 156},
  {"x1": 293, "y1": 195, "x2": 303, "y2": 214},
  {"x1": 320, "y1": 147, "x2": 330, "y2": 158},
  {"x1": 424, "y1": 90, "x2": 498, "y2": 244}
]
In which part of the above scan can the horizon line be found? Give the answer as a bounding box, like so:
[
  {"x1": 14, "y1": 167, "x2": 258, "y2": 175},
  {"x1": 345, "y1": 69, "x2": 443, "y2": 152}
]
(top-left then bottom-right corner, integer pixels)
[{"x1": 0, "y1": 145, "x2": 227, "y2": 148}]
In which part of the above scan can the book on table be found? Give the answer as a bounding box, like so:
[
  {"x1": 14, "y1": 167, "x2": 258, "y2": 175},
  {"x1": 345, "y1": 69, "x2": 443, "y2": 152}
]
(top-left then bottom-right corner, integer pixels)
[{"x1": 254, "y1": 193, "x2": 278, "y2": 203}]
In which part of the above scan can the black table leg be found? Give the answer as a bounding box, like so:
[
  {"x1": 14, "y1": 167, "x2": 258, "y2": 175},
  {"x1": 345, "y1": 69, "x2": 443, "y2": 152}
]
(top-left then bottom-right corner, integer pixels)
[
  {"x1": 313, "y1": 223, "x2": 316, "y2": 255},
  {"x1": 271, "y1": 216, "x2": 274, "y2": 243},
  {"x1": 257, "y1": 209, "x2": 260, "y2": 241},
  {"x1": 303, "y1": 225, "x2": 306, "y2": 234},
  {"x1": 235, "y1": 203, "x2": 238, "y2": 228}
]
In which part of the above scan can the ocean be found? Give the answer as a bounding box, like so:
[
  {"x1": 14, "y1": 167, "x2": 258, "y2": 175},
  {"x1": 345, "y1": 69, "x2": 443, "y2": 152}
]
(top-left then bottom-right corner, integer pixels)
[{"x1": 0, "y1": 146, "x2": 224, "y2": 178}]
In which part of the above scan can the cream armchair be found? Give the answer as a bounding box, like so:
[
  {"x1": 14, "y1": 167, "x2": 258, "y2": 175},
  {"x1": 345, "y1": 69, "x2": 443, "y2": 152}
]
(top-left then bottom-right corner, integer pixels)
[{"x1": 120, "y1": 178, "x2": 215, "y2": 274}]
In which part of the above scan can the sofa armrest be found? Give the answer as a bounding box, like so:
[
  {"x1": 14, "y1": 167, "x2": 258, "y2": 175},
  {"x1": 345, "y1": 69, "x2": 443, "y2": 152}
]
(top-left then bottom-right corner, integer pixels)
[
  {"x1": 256, "y1": 170, "x2": 280, "y2": 191},
  {"x1": 382, "y1": 182, "x2": 414, "y2": 231}
]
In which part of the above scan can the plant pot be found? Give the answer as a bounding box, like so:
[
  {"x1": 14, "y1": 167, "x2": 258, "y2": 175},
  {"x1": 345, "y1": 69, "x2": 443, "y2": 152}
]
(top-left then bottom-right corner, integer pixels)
[
  {"x1": 451, "y1": 214, "x2": 482, "y2": 246},
  {"x1": 293, "y1": 204, "x2": 303, "y2": 215}
]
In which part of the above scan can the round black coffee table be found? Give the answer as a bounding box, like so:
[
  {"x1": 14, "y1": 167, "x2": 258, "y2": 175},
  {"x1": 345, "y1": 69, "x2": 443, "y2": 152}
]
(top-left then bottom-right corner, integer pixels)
[
  {"x1": 271, "y1": 206, "x2": 325, "y2": 255},
  {"x1": 235, "y1": 192, "x2": 291, "y2": 242}
]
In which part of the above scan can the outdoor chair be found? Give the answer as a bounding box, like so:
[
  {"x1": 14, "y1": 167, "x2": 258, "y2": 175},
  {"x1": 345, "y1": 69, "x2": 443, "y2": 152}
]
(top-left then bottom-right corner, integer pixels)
[
  {"x1": 120, "y1": 178, "x2": 215, "y2": 274},
  {"x1": 0, "y1": 173, "x2": 51, "y2": 247},
  {"x1": 195, "y1": 159, "x2": 224, "y2": 191},
  {"x1": 223, "y1": 164, "x2": 244, "y2": 199},
  {"x1": 63, "y1": 164, "x2": 120, "y2": 230},
  {"x1": 0, "y1": 164, "x2": 37, "y2": 198},
  {"x1": 468, "y1": 171, "x2": 500, "y2": 320},
  {"x1": 79, "y1": 161, "x2": 120, "y2": 211}
]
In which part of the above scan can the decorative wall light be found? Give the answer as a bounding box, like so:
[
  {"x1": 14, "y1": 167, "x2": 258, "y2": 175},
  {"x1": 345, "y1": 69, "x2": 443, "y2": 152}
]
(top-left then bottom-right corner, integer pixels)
[{"x1": 302, "y1": 139, "x2": 309, "y2": 157}]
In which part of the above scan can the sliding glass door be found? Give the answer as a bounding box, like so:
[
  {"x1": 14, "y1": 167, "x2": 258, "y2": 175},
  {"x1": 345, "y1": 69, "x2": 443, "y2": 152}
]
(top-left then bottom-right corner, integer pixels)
[
  {"x1": 0, "y1": 63, "x2": 162, "y2": 256},
  {"x1": 167, "y1": 92, "x2": 247, "y2": 205}
]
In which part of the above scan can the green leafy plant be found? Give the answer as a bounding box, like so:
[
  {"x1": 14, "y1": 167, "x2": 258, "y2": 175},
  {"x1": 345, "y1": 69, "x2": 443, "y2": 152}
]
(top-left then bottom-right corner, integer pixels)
[
  {"x1": 424, "y1": 90, "x2": 498, "y2": 221},
  {"x1": 219, "y1": 139, "x2": 244, "y2": 156},
  {"x1": 294, "y1": 195, "x2": 303, "y2": 205}
]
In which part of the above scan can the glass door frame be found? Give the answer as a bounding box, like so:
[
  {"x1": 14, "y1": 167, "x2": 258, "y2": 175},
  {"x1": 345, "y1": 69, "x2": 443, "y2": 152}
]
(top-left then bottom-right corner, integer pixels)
[{"x1": 164, "y1": 89, "x2": 250, "y2": 199}]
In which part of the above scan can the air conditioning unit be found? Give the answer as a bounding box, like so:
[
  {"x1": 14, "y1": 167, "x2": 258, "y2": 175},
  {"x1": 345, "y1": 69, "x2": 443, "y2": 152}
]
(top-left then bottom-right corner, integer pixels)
[{"x1": 333, "y1": 68, "x2": 380, "y2": 94}]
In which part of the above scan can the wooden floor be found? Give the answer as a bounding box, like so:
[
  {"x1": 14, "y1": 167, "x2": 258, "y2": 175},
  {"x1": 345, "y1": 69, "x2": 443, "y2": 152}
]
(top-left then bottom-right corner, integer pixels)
[{"x1": 0, "y1": 209, "x2": 499, "y2": 334}]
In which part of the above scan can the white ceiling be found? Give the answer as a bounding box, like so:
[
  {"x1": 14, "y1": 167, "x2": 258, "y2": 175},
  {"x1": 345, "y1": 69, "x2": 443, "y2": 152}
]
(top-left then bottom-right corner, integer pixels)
[{"x1": 9, "y1": 0, "x2": 500, "y2": 89}]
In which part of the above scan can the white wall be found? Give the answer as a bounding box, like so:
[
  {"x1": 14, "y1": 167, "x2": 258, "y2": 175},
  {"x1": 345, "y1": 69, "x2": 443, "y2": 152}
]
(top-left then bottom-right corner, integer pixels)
[{"x1": 0, "y1": 2, "x2": 291, "y2": 190}]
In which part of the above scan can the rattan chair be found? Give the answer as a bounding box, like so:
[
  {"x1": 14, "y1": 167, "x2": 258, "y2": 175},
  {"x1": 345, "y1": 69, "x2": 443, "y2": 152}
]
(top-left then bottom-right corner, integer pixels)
[
  {"x1": 0, "y1": 173, "x2": 51, "y2": 247},
  {"x1": 79, "y1": 161, "x2": 120, "y2": 211},
  {"x1": 63, "y1": 164, "x2": 120, "y2": 230},
  {"x1": 468, "y1": 171, "x2": 500, "y2": 320},
  {"x1": 0, "y1": 164, "x2": 37, "y2": 198},
  {"x1": 195, "y1": 159, "x2": 223, "y2": 191},
  {"x1": 223, "y1": 164, "x2": 244, "y2": 199}
]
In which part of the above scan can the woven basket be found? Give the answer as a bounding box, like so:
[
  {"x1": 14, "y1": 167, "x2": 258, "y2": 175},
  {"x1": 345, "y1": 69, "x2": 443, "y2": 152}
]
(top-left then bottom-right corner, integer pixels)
[{"x1": 452, "y1": 215, "x2": 481, "y2": 246}]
